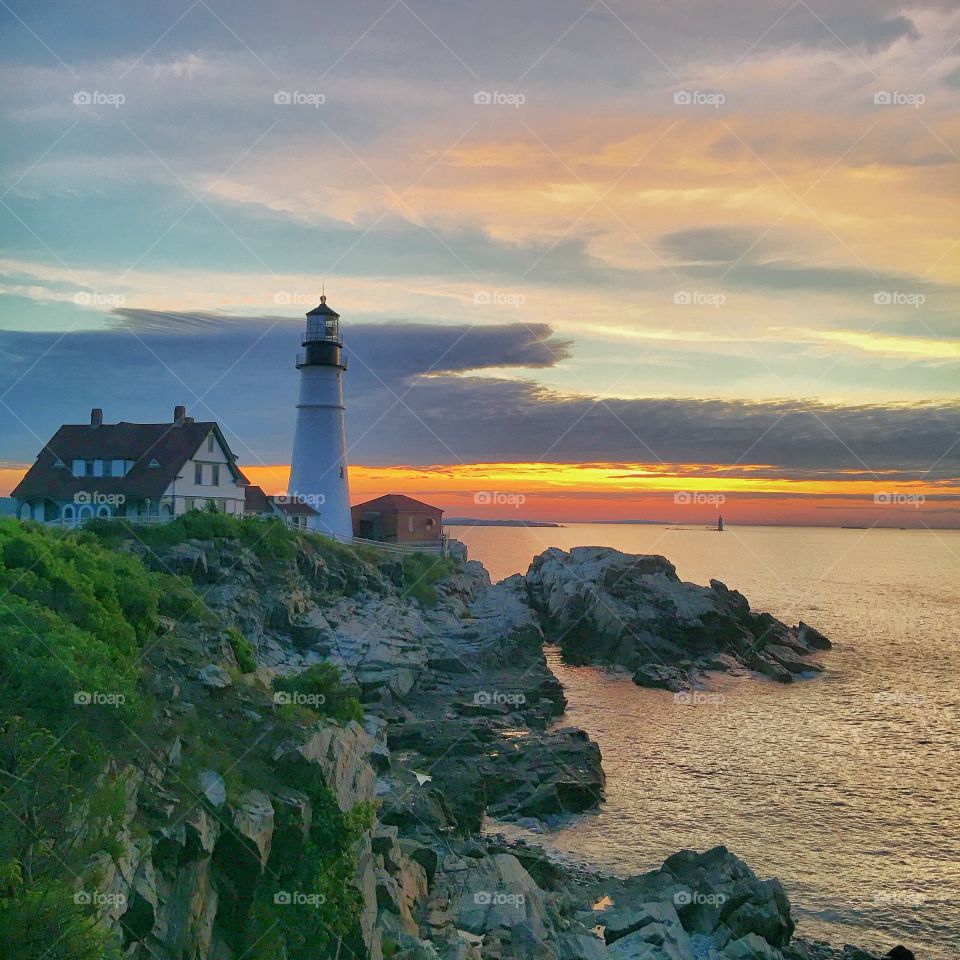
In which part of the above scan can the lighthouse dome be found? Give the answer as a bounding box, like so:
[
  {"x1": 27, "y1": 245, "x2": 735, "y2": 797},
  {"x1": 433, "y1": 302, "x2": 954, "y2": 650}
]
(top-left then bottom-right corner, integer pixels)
[
  {"x1": 306, "y1": 295, "x2": 339, "y2": 318},
  {"x1": 304, "y1": 295, "x2": 341, "y2": 344}
]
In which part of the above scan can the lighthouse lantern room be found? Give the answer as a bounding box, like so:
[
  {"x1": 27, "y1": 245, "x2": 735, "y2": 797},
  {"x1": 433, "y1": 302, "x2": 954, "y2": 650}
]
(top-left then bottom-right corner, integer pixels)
[{"x1": 287, "y1": 295, "x2": 352, "y2": 537}]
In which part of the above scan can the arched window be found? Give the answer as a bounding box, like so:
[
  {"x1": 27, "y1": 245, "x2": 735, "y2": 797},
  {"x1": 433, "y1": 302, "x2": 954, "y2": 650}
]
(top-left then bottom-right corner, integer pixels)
[
  {"x1": 96, "y1": 505, "x2": 111, "y2": 519},
  {"x1": 77, "y1": 505, "x2": 93, "y2": 522},
  {"x1": 19, "y1": 502, "x2": 32, "y2": 521}
]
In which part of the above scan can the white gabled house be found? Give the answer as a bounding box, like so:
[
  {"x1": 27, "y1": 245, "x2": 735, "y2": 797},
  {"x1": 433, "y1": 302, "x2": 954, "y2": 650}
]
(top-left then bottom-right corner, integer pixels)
[{"x1": 12, "y1": 406, "x2": 249, "y2": 525}]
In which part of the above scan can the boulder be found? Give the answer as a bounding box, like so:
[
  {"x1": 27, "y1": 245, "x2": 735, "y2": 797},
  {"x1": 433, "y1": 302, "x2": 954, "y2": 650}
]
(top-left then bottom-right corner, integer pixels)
[
  {"x1": 230, "y1": 790, "x2": 274, "y2": 870},
  {"x1": 603, "y1": 901, "x2": 684, "y2": 944},
  {"x1": 797, "y1": 622, "x2": 831, "y2": 650},
  {"x1": 525, "y1": 547, "x2": 827, "y2": 687},
  {"x1": 196, "y1": 664, "x2": 232, "y2": 689},
  {"x1": 724, "y1": 933, "x2": 785, "y2": 959},
  {"x1": 197, "y1": 771, "x2": 226, "y2": 807}
]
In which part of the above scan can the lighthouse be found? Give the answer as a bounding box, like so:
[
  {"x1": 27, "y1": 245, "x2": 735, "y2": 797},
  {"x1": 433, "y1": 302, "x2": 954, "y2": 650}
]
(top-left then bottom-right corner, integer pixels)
[{"x1": 287, "y1": 295, "x2": 352, "y2": 537}]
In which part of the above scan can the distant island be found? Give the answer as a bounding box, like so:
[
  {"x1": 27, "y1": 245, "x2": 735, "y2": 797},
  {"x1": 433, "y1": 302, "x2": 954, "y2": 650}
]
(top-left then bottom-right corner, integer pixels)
[{"x1": 444, "y1": 517, "x2": 563, "y2": 527}]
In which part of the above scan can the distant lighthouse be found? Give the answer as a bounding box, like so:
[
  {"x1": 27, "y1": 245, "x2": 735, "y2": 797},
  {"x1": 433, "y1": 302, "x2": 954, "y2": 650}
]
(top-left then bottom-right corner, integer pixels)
[{"x1": 287, "y1": 295, "x2": 352, "y2": 537}]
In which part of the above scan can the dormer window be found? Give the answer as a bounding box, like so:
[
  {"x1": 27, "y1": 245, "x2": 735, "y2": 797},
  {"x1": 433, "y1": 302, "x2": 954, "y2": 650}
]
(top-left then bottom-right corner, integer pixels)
[
  {"x1": 195, "y1": 463, "x2": 203, "y2": 485},
  {"x1": 207, "y1": 434, "x2": 214, "y2": 453},
  {"x1": 72, "y1": 459, "x2": 86, "y2": 477}
]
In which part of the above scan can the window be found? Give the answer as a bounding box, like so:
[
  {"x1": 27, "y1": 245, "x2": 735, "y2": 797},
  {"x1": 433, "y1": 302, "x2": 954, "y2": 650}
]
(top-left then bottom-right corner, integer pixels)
[
  {"x1": 195, "y1": 463, "x2": 203, "y2": 485},
  {"x1": 425, "y1": 518, "x2": 435, "y2": 530},
  {"x1": 72, "y1": 459, "x2": 86, "y2": 477},
  {"x1": 211, "y1": 464, "x2": 220, "y2": 486},
  {"x1": 407, "y1": 515, "x2": 415, "y2": 533},
  {"x1": 184, "y1": 498, "x2": 194, "y2": 512},
  {"x1": 207, "y1": 434, "x2": 215, "y2": 452},
  {"x1": 92, "y1": 460, "x2": 104, "y2": 477},
  {"x1": 111, "y1": 459, "x2": 125, "y2": 476}
]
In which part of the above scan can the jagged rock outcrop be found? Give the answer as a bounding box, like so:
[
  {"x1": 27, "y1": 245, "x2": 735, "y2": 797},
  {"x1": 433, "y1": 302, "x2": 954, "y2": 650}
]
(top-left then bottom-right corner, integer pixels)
[
  {"x1": 526, "y1": 547, "x2": 830, "y2": 690},
  {"x1": 81, "y1": 531, "x2": 893, "y2": 960}
]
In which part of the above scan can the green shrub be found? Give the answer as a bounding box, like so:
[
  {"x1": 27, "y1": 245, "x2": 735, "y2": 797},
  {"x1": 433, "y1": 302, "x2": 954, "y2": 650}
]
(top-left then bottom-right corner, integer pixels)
[
  {"x1": 399, "y1": 553, "x2": 456, "y2": 607},
  {"x1": 226, "y1": 627, "x2": 256, "y2": 673},
  {"x1": 273, "y1": 663, "x2": 363, "y2": 724},
  {"x1": 87, "y1": 510, "x2": 298, "y2": 563}
]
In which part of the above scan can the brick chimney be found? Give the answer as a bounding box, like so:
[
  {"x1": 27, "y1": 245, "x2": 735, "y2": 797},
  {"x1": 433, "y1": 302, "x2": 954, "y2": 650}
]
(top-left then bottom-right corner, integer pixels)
[
  {"x1": 90, "y1": 408, "x2": 103, "y2": 427},
  {"x1": 173, "y1": 405, "x2": 186, "y2": 423}
]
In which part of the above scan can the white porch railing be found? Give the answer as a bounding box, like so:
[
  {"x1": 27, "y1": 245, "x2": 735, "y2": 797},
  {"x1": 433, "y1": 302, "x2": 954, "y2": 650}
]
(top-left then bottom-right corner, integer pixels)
[
  {"x1": 42, "y1": 514, "x2": 177, "y2": 528},
  {"x1": 319, "y1": 530, "x2": 448, "y2": 558}
]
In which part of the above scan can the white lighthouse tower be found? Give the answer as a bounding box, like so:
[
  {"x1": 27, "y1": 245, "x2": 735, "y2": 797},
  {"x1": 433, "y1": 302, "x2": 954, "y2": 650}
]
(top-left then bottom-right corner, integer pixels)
[{"x1": 287, "y1": 295, "x2": 352, "y2": 536}]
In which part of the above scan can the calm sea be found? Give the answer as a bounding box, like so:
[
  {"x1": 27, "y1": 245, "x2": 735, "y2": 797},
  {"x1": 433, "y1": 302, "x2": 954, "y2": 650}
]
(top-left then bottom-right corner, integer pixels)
[{"x1": 456, "y1": 524, "x2": 960, "y2": 959}]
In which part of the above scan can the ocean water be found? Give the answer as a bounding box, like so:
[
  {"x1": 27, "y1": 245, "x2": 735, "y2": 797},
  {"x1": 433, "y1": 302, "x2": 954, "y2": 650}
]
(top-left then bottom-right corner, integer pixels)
[{"x1": 455, "y1": 524, "x2": 960, "y2": 958}]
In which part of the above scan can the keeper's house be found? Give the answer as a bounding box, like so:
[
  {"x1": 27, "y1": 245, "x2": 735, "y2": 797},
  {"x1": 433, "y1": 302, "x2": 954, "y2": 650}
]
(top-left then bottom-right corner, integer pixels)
[{"x1": 11, "y1": 406, "x2": 248, "y2": 525}]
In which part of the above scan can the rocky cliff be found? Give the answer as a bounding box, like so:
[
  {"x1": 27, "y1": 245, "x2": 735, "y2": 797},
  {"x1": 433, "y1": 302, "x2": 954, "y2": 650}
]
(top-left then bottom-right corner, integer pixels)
[{"x1": 26, "y1": 523, "x2": 901, "y2": 960}]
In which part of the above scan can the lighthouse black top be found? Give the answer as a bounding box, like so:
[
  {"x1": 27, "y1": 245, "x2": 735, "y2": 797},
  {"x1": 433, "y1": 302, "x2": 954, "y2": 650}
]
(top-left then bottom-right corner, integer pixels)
[{"x1": 298, "y1": 296, "x2": 345, "y2": 368}]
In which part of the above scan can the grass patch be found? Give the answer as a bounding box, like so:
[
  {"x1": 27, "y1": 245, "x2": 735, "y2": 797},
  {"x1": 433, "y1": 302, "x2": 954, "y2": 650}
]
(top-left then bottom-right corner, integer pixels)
[
  {"x1": 273, "y1": 663, "x2": 363, "y2": 724},
  {"x1": 399, "y1": 553, "x2": 456, "y2": 607}
]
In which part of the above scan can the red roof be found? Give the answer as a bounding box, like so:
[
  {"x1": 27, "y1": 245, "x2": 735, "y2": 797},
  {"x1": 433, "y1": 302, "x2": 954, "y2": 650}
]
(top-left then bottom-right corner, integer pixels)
[
  {"x1": 12, "y1": 419, "x2": 248, "y2": 501},
  {"x1": 351, "y1": 494, "x2": 443, "y2": 514}
]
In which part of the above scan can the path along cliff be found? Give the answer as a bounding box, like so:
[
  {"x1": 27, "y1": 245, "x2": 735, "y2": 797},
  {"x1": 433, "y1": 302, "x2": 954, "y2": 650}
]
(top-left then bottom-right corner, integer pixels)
[{"x1": 0, "y1": 517, "x2": 906, "y2": 960}]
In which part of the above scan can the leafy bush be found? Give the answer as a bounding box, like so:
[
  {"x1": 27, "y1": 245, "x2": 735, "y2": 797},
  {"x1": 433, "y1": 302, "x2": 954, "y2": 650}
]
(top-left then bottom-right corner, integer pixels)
[{"x1": 273, "y1": 663, "x2": 363, "y2": 724}]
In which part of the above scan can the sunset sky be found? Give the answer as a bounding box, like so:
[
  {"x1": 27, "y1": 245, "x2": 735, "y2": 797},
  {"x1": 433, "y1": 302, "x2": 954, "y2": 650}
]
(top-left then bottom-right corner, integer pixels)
[{"x1": 1, "y1": 0, "x2": 957, "y2": 525}]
